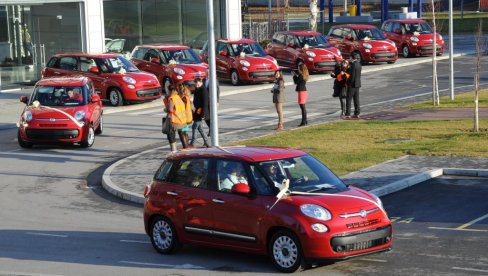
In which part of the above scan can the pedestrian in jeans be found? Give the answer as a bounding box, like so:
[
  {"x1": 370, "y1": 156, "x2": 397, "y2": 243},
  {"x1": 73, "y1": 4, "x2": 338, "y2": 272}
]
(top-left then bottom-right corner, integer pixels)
[
  {"x1": 190, "y1": 78, "x2": 210, "y2": 147},
  {"x1": 177, "y1": 82, "x2": 192, "y2": 148},
  {"x1": 271, "y1": 70, "x2": 285, "y2": 130},
  {"x1": 345, "y1": 57, "x2": 362, "y2": 119},
  {"x1": 293, "y1": 63, "x2": 309, "y2": 126},
  {"x1": 164, "y1": 86, "x2": 187, "y2": 152}
]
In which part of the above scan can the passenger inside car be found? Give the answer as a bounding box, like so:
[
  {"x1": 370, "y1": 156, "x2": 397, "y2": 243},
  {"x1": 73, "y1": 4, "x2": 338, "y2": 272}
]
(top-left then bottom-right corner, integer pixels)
[{"x1": 219, "y1": 162, "x2": 248, "y2": 191}]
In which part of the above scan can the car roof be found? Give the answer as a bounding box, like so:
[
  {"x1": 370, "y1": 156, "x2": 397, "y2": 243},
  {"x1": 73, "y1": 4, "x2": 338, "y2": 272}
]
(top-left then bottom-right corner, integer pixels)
[
  {"x1": 51, "y1": 52, "x2": 122, "y2": 58},
  {"x1": 217, "y1": 38, "x2": 257, "y2": 44},
  {"x1": 135, "y1": 44, "x2": 191, "y2": 50},
  {"x1": 333, "y1": 24, "x2": 378, "y2": 29},
  {"x1": 275, "y1": 30, "x2": 322, "y2": 36},
  {"x1": 385, "y1": 19, "x2": 427, "y2": 24},
  {"x1": 167, "y1": 146, "x2": 307, "y2": 162},
  {"x1": 36, "y1": 76, "x2": 89, "y2": 87}
]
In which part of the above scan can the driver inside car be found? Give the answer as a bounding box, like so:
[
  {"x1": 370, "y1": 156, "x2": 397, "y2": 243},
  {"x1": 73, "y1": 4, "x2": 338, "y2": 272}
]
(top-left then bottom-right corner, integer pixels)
[{"x1": 63, "y1": 89, "x2": 82, "y2": 103}]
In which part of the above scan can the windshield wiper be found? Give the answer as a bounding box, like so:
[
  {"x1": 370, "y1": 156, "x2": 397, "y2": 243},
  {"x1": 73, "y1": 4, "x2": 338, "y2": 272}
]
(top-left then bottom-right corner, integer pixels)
[{"x1": 305, "y1": 184, "x2": 335, "y2": 193}]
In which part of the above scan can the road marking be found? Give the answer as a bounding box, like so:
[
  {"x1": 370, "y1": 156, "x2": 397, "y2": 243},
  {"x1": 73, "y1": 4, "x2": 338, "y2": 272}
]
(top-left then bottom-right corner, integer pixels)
[
  {"x1": 0, "y1": 271, "x2": 64, "y2": 276},
  {"x1": 452, "y1": 267, "x2": 488, "y2": 273},
  {"x1": 119, "y1": 260, "x2": 205, "y2": 269},
  {"x1": 26, "y1": 232, "x2": 68, "y2": 238},
  {"x1": 360, "y1": 258, "x2": 387, "y2": 263},
  {"x1": 428, "y1": 226, "x2": 488, "y2": 232},
  {"x1": 120, "y1": 239, "x2": 151, "y2": 244},
  {"x1": 457, "y1": 213, "x2": 488, "y2": 230}
]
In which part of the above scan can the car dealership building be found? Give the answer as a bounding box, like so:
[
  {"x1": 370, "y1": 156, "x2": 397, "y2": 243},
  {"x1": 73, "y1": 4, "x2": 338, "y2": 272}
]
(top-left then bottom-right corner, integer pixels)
[{"x1": 0, "y1": 0, "x2": 242, "y2": 89}]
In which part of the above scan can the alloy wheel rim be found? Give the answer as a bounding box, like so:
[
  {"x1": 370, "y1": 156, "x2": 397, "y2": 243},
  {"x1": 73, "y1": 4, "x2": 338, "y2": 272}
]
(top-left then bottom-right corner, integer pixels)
[
  {"x1": 403, "y1": 46, "x2": 409, "y2": 58},
  {"x1": 231, "y1": 72, "x2": 238, "y2": 85},
  {"x1": 273, "y1": 236, "x2": 298, "y2": 268},
  {"x1": 153, "y1": 220, "x2": 173, "y2": 250},
  {"x1": 87, "y1": 127, "x2": 95, "y2": 146},
  {"x1": 110, "y1": 91, "x2": 118, "y2": 105}
]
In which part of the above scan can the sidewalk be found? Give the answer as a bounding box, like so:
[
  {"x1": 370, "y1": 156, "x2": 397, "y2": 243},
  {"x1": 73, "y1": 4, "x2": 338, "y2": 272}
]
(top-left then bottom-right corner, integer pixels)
[{"x1": 102, "y1": 108, "x2": 488, "y2": 205}]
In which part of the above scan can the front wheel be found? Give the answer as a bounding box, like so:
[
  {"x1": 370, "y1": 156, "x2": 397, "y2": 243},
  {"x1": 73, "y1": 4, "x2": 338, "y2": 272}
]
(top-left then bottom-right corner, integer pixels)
[
  {"x1": 95, "y1": 115, "x2": 103, "y2": 135},
  {"x1": 231, "y1": 70, "x2": 240, "y2": 86},
  {"x1": 402, "y1": 44, "x2": 412, "y2": 58},
  {"x1": 108, "y1": 88, "x2": 124, "y2": 106},
  {"x1": 269, "y1": 230, "x2": 305, "y2": 273},
  {"x1": 150, "y1": 216, "x2": 181, "y2": 254},
  {"x1": 17, "y1": 129, "x2": 32, "y2": 148},
  {"x1": 80, "y1": 126, "x2": 95, "y2": 148}
]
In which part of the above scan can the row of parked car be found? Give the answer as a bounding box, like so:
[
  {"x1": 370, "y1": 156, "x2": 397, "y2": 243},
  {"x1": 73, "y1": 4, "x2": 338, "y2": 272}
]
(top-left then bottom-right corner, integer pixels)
[{"x1": 17, "y1": 19, "x2": 444, "y2": 148}]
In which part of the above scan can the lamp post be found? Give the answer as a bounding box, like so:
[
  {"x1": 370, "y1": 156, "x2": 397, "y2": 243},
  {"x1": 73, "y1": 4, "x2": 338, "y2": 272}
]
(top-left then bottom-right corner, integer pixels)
[
  {"x1": 206, "y1": 0, "x2": 219, "y2": 146},
  {"x1": 449, "y1": 0, "x2": 454, "y2": 100}
]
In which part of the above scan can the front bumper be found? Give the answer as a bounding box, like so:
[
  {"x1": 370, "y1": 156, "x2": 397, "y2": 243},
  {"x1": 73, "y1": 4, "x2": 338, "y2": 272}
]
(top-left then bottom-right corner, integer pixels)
[{"x1": 363, "y1": 51, "x2": 397, "y2": 62}]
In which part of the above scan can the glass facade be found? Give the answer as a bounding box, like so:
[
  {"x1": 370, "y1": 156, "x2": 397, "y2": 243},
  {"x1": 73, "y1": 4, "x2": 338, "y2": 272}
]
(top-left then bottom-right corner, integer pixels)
[{"x1": 103, "y1": 0, "x2": 222, "y2": 54}]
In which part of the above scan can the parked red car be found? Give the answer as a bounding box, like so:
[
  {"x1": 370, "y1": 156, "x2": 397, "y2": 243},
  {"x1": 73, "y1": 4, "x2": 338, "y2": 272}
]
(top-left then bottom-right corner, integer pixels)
[
  {"x1": 381, "y1": 19, "x2": 445, "y2": 58},
  {"x1": 42, "y1": 52, "x2": 161, "y2": 106},
  {"x1": 327, "y1": 24, "x2": 398, "y2": 64},
  {"x1": 18, "y1": 76, "x2": 103, "y2": 148},
  {"x1": 143, "y1": 146, "x2": 393, "y2": 272},
  {"x1": 266, "y1": 30, "x2": 342, "y2": 72},
  {"x1": 130, "y1": 44, "x2": 208, "y2": 95},
  {"x1": 201, "y1": 38, "x2": 279, "y2": 85}
]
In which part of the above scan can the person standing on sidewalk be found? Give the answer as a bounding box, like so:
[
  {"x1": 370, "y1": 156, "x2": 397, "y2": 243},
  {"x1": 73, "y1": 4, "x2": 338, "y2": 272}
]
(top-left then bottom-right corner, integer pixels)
[
  {"x1": 293, "y1": 63, "x2": 309, "y2": 126},
  {"x1": 271, "y1": 70, "x2": 285, "y2": 130},
  {"x1": 164, "y1": 86, "x2": 187, "y2": 152},
  {"x1": 190, "y1": 78, "x2": 210, "y2": 147},
  {"x1": 345, "y1": 56, "x2": 362, "y2": 119},
  {"x1": 177, "y1": 83, "x2": 193, "y2": 148},
  {"x1": 331, "y1": 60, "x2": 349, "y2": 117}
]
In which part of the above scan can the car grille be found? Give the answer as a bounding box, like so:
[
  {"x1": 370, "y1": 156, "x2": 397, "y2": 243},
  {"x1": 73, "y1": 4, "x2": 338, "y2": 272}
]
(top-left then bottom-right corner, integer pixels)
[
  {"x1": 346, "y1": 218, "x2": 380, "y2": 229},
  {"x1": 39, "y1": 124, "x2": 68, "y2": 127},
  {"x1": 255, "y1": 66, "x2": 274, "y2": 71},
  {"x1": 315, "y1": 62, "x2": 336, "y2": 69},
  {"x1": 26, "y1": 129, "x2": 79, "y2": 140},
  {"x1": 419, "y1": 45, "x2": 443, "y2": 51},
  {"x1": 136, "y1": 88, "x2": 161, "y2": 97},
  {"x1": 331, "y1": 225, "x2": 392, "y2": 253},
  {"x1": 249, "y1": 71, "x2": 275, "y2": 79},
  {"x1": 371, "y1": 52, "x2": 396, "y2": 58}
]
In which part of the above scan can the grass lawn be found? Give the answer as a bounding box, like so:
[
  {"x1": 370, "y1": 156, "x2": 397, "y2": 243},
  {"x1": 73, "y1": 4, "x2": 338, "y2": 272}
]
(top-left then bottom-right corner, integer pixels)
[{"x1": 229, "y1": 90, "x2": 488, "y2": 176}]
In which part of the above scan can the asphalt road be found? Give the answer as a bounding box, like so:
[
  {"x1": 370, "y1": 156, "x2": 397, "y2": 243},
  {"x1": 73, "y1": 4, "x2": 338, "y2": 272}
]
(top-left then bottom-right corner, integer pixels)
[{"x1": 0, "y1": 54, "x2": 487, "y2": 275}]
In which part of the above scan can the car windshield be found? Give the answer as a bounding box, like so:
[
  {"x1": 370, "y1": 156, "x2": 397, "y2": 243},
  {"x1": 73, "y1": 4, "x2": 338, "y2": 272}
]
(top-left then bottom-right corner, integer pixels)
[
  {"x1": 404, "y1": 22, "x2": 433, "y2": 34},
  {"x1": 161, "y1": 49, "x2": 202, "y2": 64},
  {"x1": 30, "y1": 85, "x2": 86, "y2": 106},
  {"x1": 99, "y1": 56, "x2": 139, "y2": 73},
  {"x1": 229, "y1": 43, "x2": 267, "y2": 57},
  {"x1": 297, "y1": 35, "x2": 331, "y2": 48},
  {"x1": 355, "y1": 28, "x2": 386, "y2": 40},
  {"x1": 257, "y1": 154, "x2": 347, "y2": 194}
]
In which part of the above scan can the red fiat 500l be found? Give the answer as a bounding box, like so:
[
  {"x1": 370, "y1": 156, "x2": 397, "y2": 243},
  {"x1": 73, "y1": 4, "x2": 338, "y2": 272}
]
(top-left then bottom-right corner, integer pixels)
[
  {"x1": 130, "y1": 44, "x2": 208, "y2": 95},
  {"x1": 143, "y1": 146, "x2": 393, "y2": 272},
  {"x1": 327, "y1": 24, "x2": 398, "y2": 64},
  {"x1": 201, "y1": 38, "x2": 279, "y2": 85},
  {"x1": 18, "y1": 76, "x2": 103, "y2": 148},
  {"x1": 266, "y1": 31, "x2": 342, "y2": 72},
  {"x1": 42, "y1": 52, "x2": 161, "y2": 106},
  {"x1": 381, "y1": 19, "x2": 445, "y2": 58}
]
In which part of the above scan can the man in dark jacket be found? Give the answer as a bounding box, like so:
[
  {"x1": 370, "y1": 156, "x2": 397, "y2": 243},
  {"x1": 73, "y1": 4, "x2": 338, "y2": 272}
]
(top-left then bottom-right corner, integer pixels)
[
  {"x1": 345, "y1": 56, "x2": 362, "y2": 119},
  {"x1": 190, "y1": 78, "x2": 210, "y2": 147}
]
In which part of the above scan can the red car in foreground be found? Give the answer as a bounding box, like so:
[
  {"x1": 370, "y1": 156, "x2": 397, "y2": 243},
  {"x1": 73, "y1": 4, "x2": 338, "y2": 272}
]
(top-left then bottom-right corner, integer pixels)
[
  {"x1": 18, "y1": 76, "x2": 103, "y2": 148},
  {"x1": 327, "y1": 24, "x2": 398, "y2": 64},
  {"x1": 266, "y1": 30, "x2": 342, "y2": 72},
  {"x1": 201, "y1": 38, "x2": 279, "y2": 85},
  {"x1": 130, "y1": 44, "x2": 208, "y2": 95},
  {"x1": 381, "y1": 19, "x2": 445, "y2": 58},
  {"x1": 143, "y1": 146, "x2": 393, "y2": 272},
  {"x1": 42, "y1": 52, "x2": 161, "y2": 106}
]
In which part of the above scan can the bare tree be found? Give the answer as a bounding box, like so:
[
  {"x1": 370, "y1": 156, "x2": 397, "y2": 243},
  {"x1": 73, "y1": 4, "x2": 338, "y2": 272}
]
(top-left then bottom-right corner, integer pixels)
[
  {"x1": 310, "y1": 0, "x2": 318, "y2": 31},
  {"x1": 473, "y1": 20, "x2": 484, "y2": 132}
]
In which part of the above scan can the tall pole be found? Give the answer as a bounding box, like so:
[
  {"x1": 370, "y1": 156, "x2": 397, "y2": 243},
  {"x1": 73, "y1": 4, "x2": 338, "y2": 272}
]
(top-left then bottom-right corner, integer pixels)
[
  {"x1": 268, "y1": 0, "x2": 272, "y2": 36},
  {"x1": 207, "y1": 0, "x2": 219, "y2": 146},
  {"x1": 449, "y1": 0, "x2": 454, "y2": 100}
]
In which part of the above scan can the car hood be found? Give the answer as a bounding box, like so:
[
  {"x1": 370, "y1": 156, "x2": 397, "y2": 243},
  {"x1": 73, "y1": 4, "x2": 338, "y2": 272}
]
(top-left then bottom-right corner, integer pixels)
[
  {"x1": 25, "y1": 105, "x2": 84, "y2": 119},
  {"x1": 170, "y1": 63, "x2": 208, "y2": 74},
  {"x1": 415, "y1": 33, "x2": 444, "y2": 42},
  {"x1": 111, "y1": 71, "x2": 160, "y2": 82},
  {"x1": 240, "y1": 55, "x2": 277, "y2": 65},
  {"x1": 363, "y1": 40, "x2": 396, "y2": 48},
  {"x1": 306, "y1": 47, "x2": 341, "y2": 58}
]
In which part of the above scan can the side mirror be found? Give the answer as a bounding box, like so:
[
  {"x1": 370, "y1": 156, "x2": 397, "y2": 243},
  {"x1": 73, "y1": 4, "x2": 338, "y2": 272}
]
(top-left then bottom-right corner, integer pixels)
[
  {"x1": 231, "y1": 183, "x2": 250, "y2": 195},
  {"x1": 89, "y1": 67, "x2": 99, "y2": 74},
  {"x1": 287, "y1": 43, "x2": 295, "y2": 48},
  {"x1": 91, "y1": 94, "x2": 101, "y2": 103},
  {"x1": 394, "y1": 29, "x2": 401, "y2": 34},
  {"x1": 151, "y1": 57, "x2": 160, "y2": 64},
  {"x1": 345, "y1": 35, "x2": 353, "y2": 41},
  {"x1": 219, "y1": 50, "x2": 228, "y2": 57},
  {"x1": 20, "y1": 96, "x2": 28, "y2": 104}
]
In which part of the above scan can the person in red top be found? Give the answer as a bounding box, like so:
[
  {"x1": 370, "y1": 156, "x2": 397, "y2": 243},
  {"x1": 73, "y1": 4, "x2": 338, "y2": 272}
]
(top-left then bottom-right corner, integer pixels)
[{"x1": 64, "y1": 89, "x2": 82, "y2": 103}]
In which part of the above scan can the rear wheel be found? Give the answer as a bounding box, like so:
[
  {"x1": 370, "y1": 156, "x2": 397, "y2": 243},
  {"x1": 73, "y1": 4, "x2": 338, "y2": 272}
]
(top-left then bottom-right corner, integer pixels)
[
  {"x1": 150, "y1": 216, "x2": 181, "y2": 254},
  {"x1": 402, "y1": 44, "x2": 412, "y2": 58},
  {"x1": 17, "y1": 129, "x2": 32, "y2": 148},
  {"x1": 230, "y1": 70, "x2": 240, "y2": 86},
  {"x1": 80, "y1": 126, "x2": 95, "y2": 148},
  {"x1": 269, "y1": 230, "x2": 305, "y2": 273},
  {"x1": 108, "y1": 88, "x2": 123, "y2": 106}
]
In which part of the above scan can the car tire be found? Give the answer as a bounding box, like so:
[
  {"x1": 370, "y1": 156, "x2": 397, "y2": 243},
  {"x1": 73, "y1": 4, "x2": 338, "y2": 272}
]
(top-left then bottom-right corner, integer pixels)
[
  {"x1": 436, "y1": 52, "x2": 443, "y2": 56},
  {"x1": 150, "y1": 216, "x2": 181, "y2": 254},
  {"x1": 108, "y1": 88, "x2": 124, "y2": 106},
  {"x1": 17, "y1": 129, "x2": 32, "y2": 148},
  {"x1": 231, "y1": 70, "x2": 240, "y2": 86},
  {"x1": 387, "y1": 60, "x2": 396, "y2": 64},
  {"x1": 352, "y1": 52, "x2": 363, "y2": 65},
  {"x1": 164, "y1": 78, "x2": 173, "y2": 96},
  {"x1": 95, "y1": 115, "x2": 103, "y2": 135},
  {"x1": 402, "y1": 44, "x2": 412, "y2": 58},
  {"x1": 269, "y1": 229, "x2": 305, "y2": 273},
  {"x1": 80, "y1": 125, "x2": 95, "y2": 148}
]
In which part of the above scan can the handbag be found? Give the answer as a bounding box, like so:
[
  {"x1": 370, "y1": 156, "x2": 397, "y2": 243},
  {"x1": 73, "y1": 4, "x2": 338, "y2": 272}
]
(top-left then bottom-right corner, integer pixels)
[{"x1": 162, "y1": 116, "x2": 171, "y2": 134}]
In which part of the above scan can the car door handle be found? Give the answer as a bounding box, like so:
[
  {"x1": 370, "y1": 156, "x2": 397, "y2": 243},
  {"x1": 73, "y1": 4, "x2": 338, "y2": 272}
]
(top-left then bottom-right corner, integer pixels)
[
  {"x1": 167, "y1": 191, "x2": 178, "y2": 196},
  {"x1": 212, "y1": 199, "x2": 225, "y2": 204},
  {"x1": 54, "y1": 72, "x2": 61, "y2": 74}
]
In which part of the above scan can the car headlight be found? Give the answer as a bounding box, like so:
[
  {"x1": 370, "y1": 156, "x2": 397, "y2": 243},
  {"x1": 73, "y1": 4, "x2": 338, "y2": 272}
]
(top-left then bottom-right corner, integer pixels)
[
  {"x1": 306, "y1": 51, "x2": 316, "y2": 57},
  {"x1": 363, "y1": 43, "x2": 372, "y2": 49},
  {"x1": 438, "y1": 34, "x2": 443, "y2": 41},
  {"x1": 239, "y1": 60, "x2": 250, "y2": 67},
  {"x1": 336, "y1": 49, "x2": 341, "y2": 56},
  {"x1": 300, "y1": 204, "x2": 331, "y2": 221},
  {"x1": 271, "y1": 58, "x2": 278, "y2": 66},
  {"x1": 74, "y1": 111, "x2": 85, "y2": 121},
  {"x1": 173, "y1": 67, "x2": 186, "y2": 75},
  {"x1": 372, "y1": 194, "x2": 384, "y2": 210},
  {"x1": 410, "y1": 36, "x2": 419, "y2": 42},
  {"x1": 122, "y1": 76, "x2": 136, "y2": 84},
  {"x1": 23, "y1": 111, "x2": 33, "y2": 122}
]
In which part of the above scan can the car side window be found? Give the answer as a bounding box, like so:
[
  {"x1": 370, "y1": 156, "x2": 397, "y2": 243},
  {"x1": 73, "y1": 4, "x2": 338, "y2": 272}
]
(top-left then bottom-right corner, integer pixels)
[
  {"x1": 216, "y1": 160, "x2": 248, "y2": 192},
  {"x1": 80, "y1": 57, "x2": 97, "y2": 72},
  {"x1": 249, "y1": 164, "x2": 273, "y2": 195},
  {"x1": 59, "y1": 56, "x2": 77, "y2": 71},
  {"x1": 154, "y1": 160, "x2": 174, "y2": 181},
  {"x1": 330, "y1": 27, "x2": 343, "y2": 38},
  {"x1": 393, "y1": 23, "x2": 402, "y2": 33},
  {"x1": 46, "y1": 57, "x2": 59, "y2": 68},
  {"x1": 382, "y1": 22, "x2": 391, "y2": 32},
  {"x1": 273, "y1": 33, "x2": 286, "y2": 44},
  {"x1": 132, "y1": 47, "x2": 148, "y2": 60},
  {"x1": 169, "y1": 159, "x2": 209, "y2": 188},
  {"x1": 144, "y1": 49, "x2": 160, "y2": 63},
  {"x1": 86, "y1": 81, "x2": 94, "y2": 101}
]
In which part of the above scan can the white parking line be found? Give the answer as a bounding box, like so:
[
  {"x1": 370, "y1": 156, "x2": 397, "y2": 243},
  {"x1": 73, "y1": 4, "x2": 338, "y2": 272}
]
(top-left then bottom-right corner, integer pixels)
[
  {"x1": 0, "y1": 271, "x2": 64, "y2": 276},
  {"x1": 452, "y1": 267, "x2": 488, "y2": 273},
  {"x1": 120, "y1": 239, "x2": 151, "y2": 244},
  {"x1": 25, "y1": 232, "x2": 68, "y2": 238},
  {"x1": 360, "y1": 258, "x2": 388, "y2": 263},
  {"x1": 119, "y1": 260, "x2": 205, "y2": 269}
]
